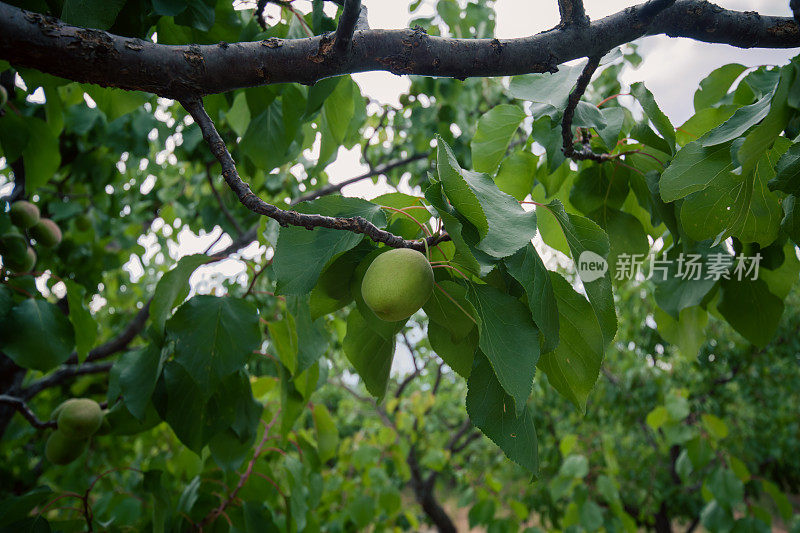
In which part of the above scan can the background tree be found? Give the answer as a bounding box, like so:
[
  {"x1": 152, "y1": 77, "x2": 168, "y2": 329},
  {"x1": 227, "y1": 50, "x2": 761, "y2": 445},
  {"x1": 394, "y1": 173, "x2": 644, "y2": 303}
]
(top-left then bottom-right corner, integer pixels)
[{"x1": 1, "y1": 0, "x2": 800, "y2": 531}]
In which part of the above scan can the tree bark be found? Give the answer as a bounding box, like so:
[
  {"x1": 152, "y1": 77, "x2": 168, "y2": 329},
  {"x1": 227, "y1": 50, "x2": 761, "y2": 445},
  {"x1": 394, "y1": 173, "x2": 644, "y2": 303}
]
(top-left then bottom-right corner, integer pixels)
[{"x1": 0, "y1": 1, "x2": 797, "y2": 98}]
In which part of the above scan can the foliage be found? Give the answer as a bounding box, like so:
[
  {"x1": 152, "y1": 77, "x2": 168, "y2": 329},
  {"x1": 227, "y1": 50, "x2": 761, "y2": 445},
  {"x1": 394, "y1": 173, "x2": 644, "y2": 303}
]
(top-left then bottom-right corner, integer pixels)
[{"x1": 0, "y1": 0, "x2": 799, "y2": 530}]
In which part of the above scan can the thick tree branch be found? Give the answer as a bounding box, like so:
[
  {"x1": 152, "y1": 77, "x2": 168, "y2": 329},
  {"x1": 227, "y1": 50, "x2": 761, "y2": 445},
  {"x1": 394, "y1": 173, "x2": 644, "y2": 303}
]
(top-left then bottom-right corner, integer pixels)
[
  {"x1": 182, "y1": 97, "x2": 449, "y2": 251},
  {"x1": 1, "y1": 2, "x2": 798, "y2": 98},
  {"x1": 334, "y1": 0, "x2": 362, "y2": 54},
  {"x1": 558, "y1": 0, "x2": 588, "y2": 26},
  {"x1": 562, "y1": 55, "x2": 614, "y2": 162},
  {"x1": 293, "y1": 152, "x2": 430, "y2": 204},
  {"x1": 0, "y1": 395, "x2": 56, "y2": 429}
]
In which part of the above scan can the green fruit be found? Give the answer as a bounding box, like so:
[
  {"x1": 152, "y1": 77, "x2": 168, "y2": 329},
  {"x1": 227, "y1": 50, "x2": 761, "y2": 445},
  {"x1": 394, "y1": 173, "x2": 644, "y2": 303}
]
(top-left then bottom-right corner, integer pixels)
[
  {"x1": 29, "y1": 218, "x2": 62, "y2": 248},
  {"x1": 0, "y1": 234, "x2": 28, "y2": 270},
  {"x1": 361, "y1": 248, "x2": 434, "y2": 322},
  {"x1": 4, "y1": 246, "x2": 36, "y2": 272},
  {"x1": 9, "y1": 201, "x2": 40, "y2": 229},
  {"x1": 45, "y1": 430, "x2": 87, "y2": 465},
  {"x1": 56, "y1": 398, "x2": 103, "y2": 439}
]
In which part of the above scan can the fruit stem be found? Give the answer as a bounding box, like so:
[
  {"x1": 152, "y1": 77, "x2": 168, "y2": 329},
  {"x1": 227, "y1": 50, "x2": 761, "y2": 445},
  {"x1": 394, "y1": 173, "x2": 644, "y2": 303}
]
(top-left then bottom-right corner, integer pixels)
[{"x1": 378, "y1": 205, "x2": 432, "y2": 237}]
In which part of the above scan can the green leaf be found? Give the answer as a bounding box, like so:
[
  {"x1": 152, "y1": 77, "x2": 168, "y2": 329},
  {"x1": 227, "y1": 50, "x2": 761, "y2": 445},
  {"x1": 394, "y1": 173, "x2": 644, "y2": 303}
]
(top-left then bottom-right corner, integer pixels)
[
  {"x1": 769, "y1": 141, "x2": 800, "y2": 195},
  {"x1": 423, "y1": 280, "x2": 476, "y2": 341},
  {"x1": 342, "y1": 308, "x2": 402, "y2": 399},
  {"x1": 762, "y1": 480, "x2": 793, "y2": 521},
  {"x1": 653, "y1": 244, "x2": 720, "y2": 319},
  {"x1": 267, "y1": 317, "x2": 298, "y2": 373},
  {"x1": 0, "y1": 299, "x2": 75, "y2": 372},
  {"x1": 84, "y1": 87, "x2": 150, "y2": 121},
  {"x1": 273, "y1": 196, "x2": 385, "y2": 294},
  {"x1": 466, "y1": 283, "x2": 540, "y2": 415},
  {"x1": 174, "y1": 0, "x2": 215, "y2": 31},
  {"x1": 424, "y1": 180, "x2": 482, "y2": 274},
  {"x1": 504, "y1": 243, "x2": 559, "y2": 353},
  {"x1": 438, "y1": 139, "x2": 538, "y2": 258},
  {"x1": 660, "y1": 141, "x2": 735, "y2": 202},
  {"x1": 436, "y1": 139, "x2": 488, "y2": 238},
  {"x1": 694, "y1": 63, "x2": 747, "y2": 111},
  {"x1": 494, "y1": 151, "x2": 538, "y2": 201},
  {"x1": 61, "y1": 0, "x2": 126, "y2": 29},
  {"x1": 654, "y1": 306, "x2": 708, "y2": 358},
  {"x1": 698, "y1": 89, "x2": 775, "y2": 147},
  {"x1": 596, "y1": 107, "x2": 626, "y2": 151},
  {"x1": 545, "y1": 200, "x2": 617, "y2": 344},
  {"x1": 166, "y1": 295, "x2": 261, "y2": 392},
  {"x1": 538, "y1": 272, "x2": 604, "y2": 412},
  {"x1": 737, "y1": 66, "x2": 793, "y2": 171},
  {"x1": 312, "y1": 404, "x2": 339, "y2": 463},
  {"x1": 428, "y1": 321, "x2": 477, "y2": 379},
  {"x1": 149, "y1": 254, "x2": 214, "y2": 340},
  {"x1": 309, "y1": 245, "x2": 370, "y2": 319},
  {"x1": 471, "y1": 104, "x2": 526, "y2": 174},
  {"x1": 0, "y1": 486, "x2": 53, "y2": 528},
  {"x1": 22, "y1": 118, "x2": 60, "y2": 193},
  {"x1": 466, "y1": 351, "x2": 538, "y2": 474},
  {"x1": 117, "y1": 344, "x2": 164, "y2": 420},
  {"x1": 717, "y1": 277, "x2": 783, "y2": 348},
  {"x1": 64, "y1": 280, "x2": 98, "y2": 363},
  {"x1": 226, "y1": 92, "x2": 251, "y2": 138},
  {"x1": 152, "y1": 0, "x2": 188, "y2": 16},
  {"x1": 286, "y1": 295, "x2": 327, "y2": 375},
  {"x1": 509, "y1": 63, "x2": 584, "y2": 110},
  {"x1": 708, "y1": 468, "x2": 744, "y2": 508},
  {"x1": 780, "y1": 195, "x2": 800, "y2": 244},
  {"x1": 569, "y1": 165, "x2": 629, "y2": 215},
  {"x1": 240, "y1": 102, "x2": 288, "y2": 171},
  {"x1": 630, "y1": 82, "x2": 676, "y2": 154}
]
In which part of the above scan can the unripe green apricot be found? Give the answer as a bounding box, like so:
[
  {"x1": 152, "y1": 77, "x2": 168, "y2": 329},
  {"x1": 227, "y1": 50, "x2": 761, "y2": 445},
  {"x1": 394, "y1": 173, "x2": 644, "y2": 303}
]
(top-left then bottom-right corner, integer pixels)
[
  {"x1": 361, "y1": 248, "x2": 434, "y2": 322},
  {"x1": 45, "y1": 430, "x2": 86, "y2": 465},
  {"x1": 29, "y1": 218, "x2": 62, "y2": 248},
  {"x1": 5, "y1": 246, "x2": 36, "y2": 272},
  {"x1": 9, "y1": 201, "x2": 40, "y2": 229},
  {"x1": 56, "y1": 398, "x2": 103, "y2": 439}
]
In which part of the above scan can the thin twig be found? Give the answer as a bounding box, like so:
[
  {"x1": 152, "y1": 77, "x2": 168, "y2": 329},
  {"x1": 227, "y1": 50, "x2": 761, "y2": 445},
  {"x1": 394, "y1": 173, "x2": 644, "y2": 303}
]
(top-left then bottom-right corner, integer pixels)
[
  {"x1": 561, "y1": 55, "x2": 613, "y2": 163},
  {"x1": 20, "y1": 362, "x2": 114, "y2": 401},
  {"x1": 181, "y1": 97, "x2": 449, "y2": 252},
  {"x1": 0, "y1": 395, "x2": 56, "y2": 429}
]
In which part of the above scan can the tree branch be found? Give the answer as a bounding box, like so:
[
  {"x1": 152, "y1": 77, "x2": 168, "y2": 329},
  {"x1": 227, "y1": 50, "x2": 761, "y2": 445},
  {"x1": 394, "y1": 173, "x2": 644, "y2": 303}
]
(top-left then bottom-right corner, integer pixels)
[
  {"x1": 334, "y1": 0, "x2": 362, "y2": 54},
  {"x1": 20, "y1": 362, "x2": 114, "y2": 400},
  {"x1": 182, "y1": 97, "x2": 449, "y2": 251},
  {"x1": 562, "y1": 55, "x2": 614, "y2": 162},
  {"x1": 793, "y1": 0, "x2": 800, "y2": 24},
  {"x1": 558, "y1": 0, "x2": 588, "y2": 26},
  {"x1": 292, "y1": 152, "x2": 429, "y2": 204},
  {"x1": 0, "y1": 395, "x2": 56, "y2": 429},
  {"x1": 1, "y1": 2, "x2": 797, "y2": 98}
]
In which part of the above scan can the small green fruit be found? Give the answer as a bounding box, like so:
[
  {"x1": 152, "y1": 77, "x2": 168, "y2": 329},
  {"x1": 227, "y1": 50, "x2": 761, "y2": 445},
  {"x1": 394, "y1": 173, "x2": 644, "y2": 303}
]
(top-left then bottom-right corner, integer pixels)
[
  {"x1": 9, "y1": 201, "x2": 40, "y2": 229},
  {"x1": 361, "y1": 248, "x2": 434, "y2": 322},
  {"x1": 56, "y1": 398, "x2": 103, "y2": 439},
  {"x1": 29, "y1": 218, "x2": 62, "y2": 248},
  {"x1": 45, "y1": 430, "x2": 87, "y2": 465},
  {"x1": 5, "y1": 246, "x2": 36, "y2": 272}
]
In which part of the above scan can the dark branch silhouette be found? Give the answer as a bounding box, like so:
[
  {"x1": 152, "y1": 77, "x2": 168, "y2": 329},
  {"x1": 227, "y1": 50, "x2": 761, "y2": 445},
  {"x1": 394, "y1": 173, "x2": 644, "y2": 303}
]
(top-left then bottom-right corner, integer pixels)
[
  {"x1": 334, "y1": 0, "x2": 362, "y2": 53},
  {"x1": 561, "y1": 55, "x2": 613, "y2": 162},
  {"x1": 558, "y1": 0, "x2": 587, "y2": 26}
]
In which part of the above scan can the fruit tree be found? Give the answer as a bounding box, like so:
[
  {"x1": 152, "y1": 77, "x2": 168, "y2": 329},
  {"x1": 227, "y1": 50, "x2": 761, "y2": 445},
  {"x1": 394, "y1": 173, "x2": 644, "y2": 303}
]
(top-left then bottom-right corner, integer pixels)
[{"x1": 1, "y1": 0, "x2": 800, "y2": 531}]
